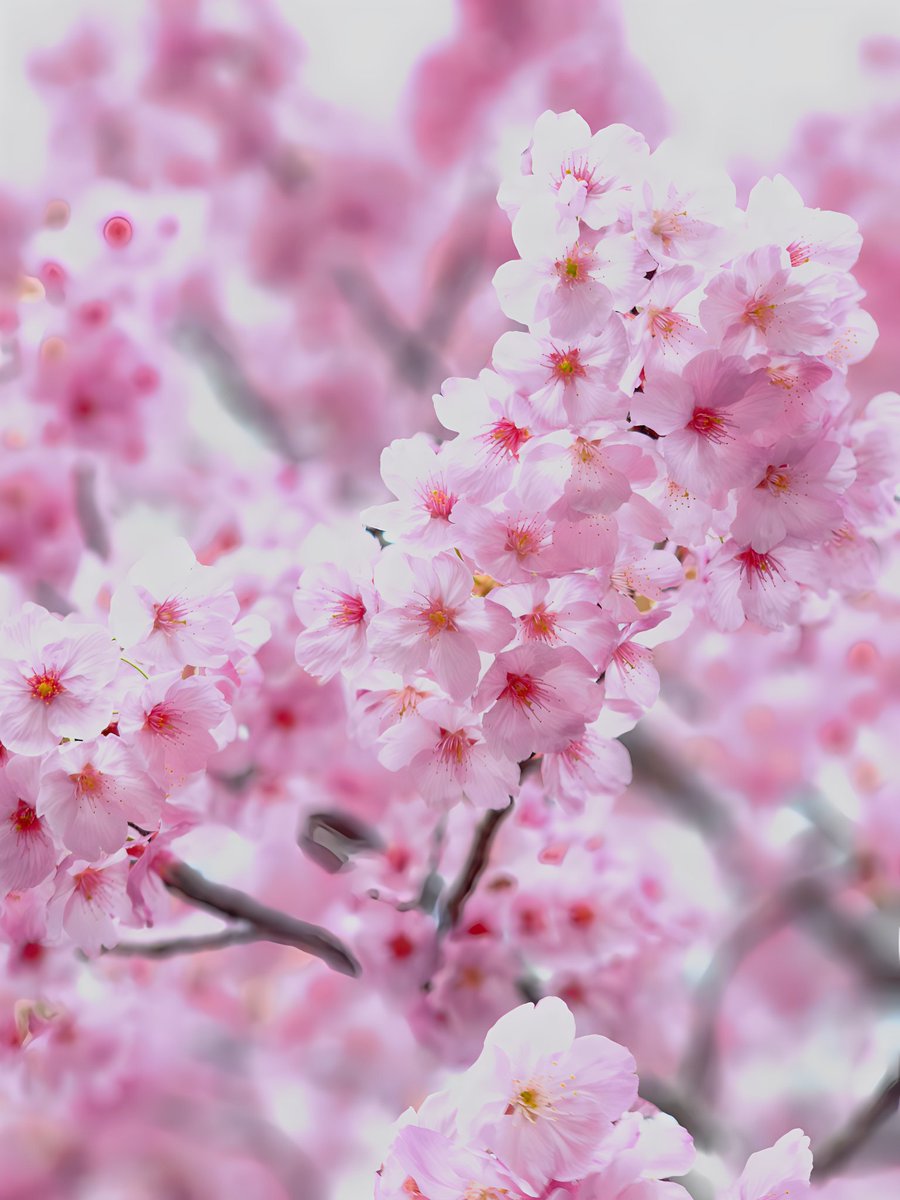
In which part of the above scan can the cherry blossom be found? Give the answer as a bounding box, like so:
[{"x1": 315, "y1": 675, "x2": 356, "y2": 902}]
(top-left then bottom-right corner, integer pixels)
[{"x1": 0, "y1": 605, "x2": 119, "y2": 755}]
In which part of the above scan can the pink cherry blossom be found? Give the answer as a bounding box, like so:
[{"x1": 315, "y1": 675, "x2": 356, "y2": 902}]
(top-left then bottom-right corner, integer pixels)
[
  {"x1": 117, "y1": 672, "x2": 229, "y2": 781},
  {"x1": 0, "y1": 755, "x2": 57, "y2": 893},
  {"x1": 492, "y1": 321, "x2": 631, "y2": 430},
  {"x1": 541, "y1": 720, "x2": 633, "y2": 814},
  {"x1": 378, "y1": 697, "x2": 520, "y2": 810},
  {"x1": 368, "y1": 550, "x2": 514, "y2": 701},
  {"x1": 489, "y1": 574, "x2": 619, "y2": 669},
  {"x1": 362, "y1": 435, "x2": 468, "y2": 553},
  {"x1": 109, "y1": 537, "x2": 240, "y2": 670},
  {"x1": 730, "y1": 436, "x2": 847, "y2": 552},
  {"x1": 47, "y1": 855, "x2": 131, "y2": 956},
  {"x1": 474, "y1": 643, "x2": 602, "y2": 760},
  {"x1": 294, "y1": 550, "x2": 378, "y2": 682},
  {"x1": 38, "y1": 736, "x2": 163, "y2": 860},
  {"x1": 705, "y1": 541, "x2": 804, "y2": 632},
  {"x1": 459, "y1": 997, "x2": 638, "y2": 1193},
  {"x1": 0, "y1": 604, "x2": 118, "y2": 755},
  {"x1": 501, "y1": 109, "x2": 648, "y2": 232},
  {"x1": 744, "y1": 174, "x2": 861, "y2": 274},
  {"x1": 700, "y1": 245, "x2": 837, "y2": 357},
  {"x1": 629, "y1": 352, "x2": 770, "y2": 502}
]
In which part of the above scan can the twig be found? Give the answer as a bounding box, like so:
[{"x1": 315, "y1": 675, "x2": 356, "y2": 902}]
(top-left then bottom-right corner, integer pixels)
[
  {"x1": 159, "y1": 860, "x2": 360, "y2": 977},
  {"x1": 438, "y1": 800, "x2": 514, "y2": 932},
  {"x1": 813, "y1": 1063, "x2": 900, "y2": 1180}
]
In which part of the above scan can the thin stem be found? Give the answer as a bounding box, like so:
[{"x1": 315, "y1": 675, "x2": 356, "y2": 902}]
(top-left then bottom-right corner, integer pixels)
[
  {"x1": 158, "y1": 860, "x2": 360, "y2": 977},
  {"x1": 120, "y1": 656, "x2": 150, "y2": 680}
]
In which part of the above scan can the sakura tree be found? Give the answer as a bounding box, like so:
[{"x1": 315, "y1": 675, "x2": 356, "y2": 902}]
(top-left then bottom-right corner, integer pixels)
[{"x1": 0, "y1": 4, "x2": 898, "y2": 1199}]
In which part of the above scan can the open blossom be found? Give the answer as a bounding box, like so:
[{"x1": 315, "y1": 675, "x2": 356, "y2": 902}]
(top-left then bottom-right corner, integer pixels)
[
  {"x1": 117, "y1": 672, "x2": 229, "y2": 781},
  {"x1": 492, "y1": 321, "x2": 631, "y2": 429},
  {"x1": 700, "y1": 245, "x2": 837, "y2": 357},
  {"x1": 38, "y1": 736, "x2": 163, "y2": 860},
  {"x1": 378, "y1": 698, "x2": 520, "y2": 809},
  {"x1": 368, "y1": 550, "x2": 514, "y2": 701},
  {"x1": 362, "y1": 434, "x2": 469, "y2": 552},
  {"x1": 625, "y1": 264, "x2": 706, "y2": 383},
  {"x1": 743, "y1": 174, "x2": 861, "y2": 275},
  {"x1": 0, "y1": 755, "x2": 57, "y2": 893},
  {"x1": 474, "y1": 643, "x2": 602, "y2": 760},
  {"x1": 494, "y1": 212, "x2": 651, "y2": 340},
  {"x1": 109, "y1": 537, "x2": 240, "y2": 669},
  {"x1": 489, "y1": 574, "x2": 619, "y2": 669},
  {"x1": 294, "y1": 558, "x2": 377, "y2": 682},
  {"x1": 500, "y1": 110, "x2": 648, "y2": 231},
  {"x1": 730, "y1": 436, "x2": 848, "y2": 551},
  {"x1": 458, "y1": 997, "x2": 638, "y2": 1193},
  {"x1": 521, "y1": 428, "x2": 660, "y2": 520},
  {"x1": 705, "y1": 541, "x2": 804, "y2": 632},
  {"x1": 632, "y1": 145, "x2": 737, "y2": 265},
  {"x1": 376, "y1": 1124, "x2": 526, "y2": 1200},
  {"x1": 541, "y1": 719, "x2": 633, "y2": 814},
  {"x1": 629, "y1": 351, "x2": 771, "y2": 502},
  {"x1": 432, "y1": 370, "x2": 533, "y2": 496},
  {"x1": 47, "y1": 855, "x2": 131, "y2": 956},
  {"x1": 0, "y1": 605, "x2": 119, "y2": 755}
]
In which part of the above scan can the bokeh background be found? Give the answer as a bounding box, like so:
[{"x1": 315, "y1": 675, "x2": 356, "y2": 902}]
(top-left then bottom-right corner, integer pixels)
[{"x1": 0, "y1": 3, "x2": 899, "y2": 1198}]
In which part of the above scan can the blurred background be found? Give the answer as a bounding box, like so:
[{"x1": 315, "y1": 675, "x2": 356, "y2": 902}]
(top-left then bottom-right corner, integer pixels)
[{"x1": 0, "y1": 3, "x2": 898, "y2": 1199}]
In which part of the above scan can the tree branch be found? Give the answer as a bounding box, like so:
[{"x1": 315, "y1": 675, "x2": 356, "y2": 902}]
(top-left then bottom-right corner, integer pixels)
[
  {"x1": 438, "y1": 800, "x2": 514, "y2": 932},
  {"x1": 159, "y1": 860, "x2": 360, "y2": 977},
  {"x1": 108, "y1": 927, "x2": 263, "y2": 958},
  {"x1": 813, "y1": 1063, "x2": 900, "y2": 1180}
]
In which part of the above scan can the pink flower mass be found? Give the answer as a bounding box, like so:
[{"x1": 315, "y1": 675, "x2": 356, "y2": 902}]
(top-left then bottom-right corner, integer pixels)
[{"x1": 0, "y1": 4, "x2": 898, "y2": 1198}]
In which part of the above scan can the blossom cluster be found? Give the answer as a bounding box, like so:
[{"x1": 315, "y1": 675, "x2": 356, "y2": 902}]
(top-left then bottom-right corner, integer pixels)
[
  {"x1": 296, "y1": 110, "x2": 893, "y2": 817},
  {"x1": 376, "y1": 996, "x2": 814, "y2": 1200},
  {"x1": 0, "y1": 539, "x2": 266, "y2": 954}
]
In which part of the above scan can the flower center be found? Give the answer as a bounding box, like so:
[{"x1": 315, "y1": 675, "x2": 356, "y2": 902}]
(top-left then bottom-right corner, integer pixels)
[
  {"x1": 554, "y1": 244, "x2": 592, "y2": 287},
  {"x1": 437, "y1": 727, "x2": 475, "y2": 766},
  {"x1": 483, "y1": 418, "x2": 531, "y2": 460},
  {"x1": 688, "y1": 406, "x2": 733, "y2": 444},
  {"x1": 330, "y1": 591, "x2": 366, "y2": 626},
  {"x1": 422, "y1": 603, "x2": 457, "y2": 636},
  {"x1": 500, "y1": 672, "x2": 552, "y2": 713},
  {"x1": 152, "y1": 596, "x2": 189, "y2": 632},
  {"x1": 508, "y1": 1078, "x2": 555, "y2": 1123},
  {"x1": 28, "y1": 671, "x2": 63, "y2": 704},
  {"x1": 71, "y1": 765, "x2": 102, "y2": 795},
  {"x1": 503, "y1": 518, "x2": 545, "y2": 560},
  {"x1": 758, "y1": 464, "x2": 791, "y2": 494},
  {"x1": 420, "y1": 478, "x2": 456, "y2": 521},
  {"x1": 11, "y1": 800, "x2": 40, "y2": 834},
  {"x1": 786, "y1": 238, "x2": 812, "y2": 267},
  {"x1": 521, "y1": 605, "x2": 558, "y2": 642},
  {"x1": 546, "y1": 344, "x2": 587, "y2": 381},
  {"x1": 736, "y1": 548, "x2": 786, "y2": 588},
  {"x1": 744, "y1": 298, "x2": 776, "y2": 330}
]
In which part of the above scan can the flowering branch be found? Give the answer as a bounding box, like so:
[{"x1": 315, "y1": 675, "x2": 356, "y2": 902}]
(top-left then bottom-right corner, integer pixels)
[
  {"x1": 158, "y1": 860, "x2": 360, "y2": 977},
  {"x1": 812, "y1": 1062, "x2": 900, "y2": 1180}
]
